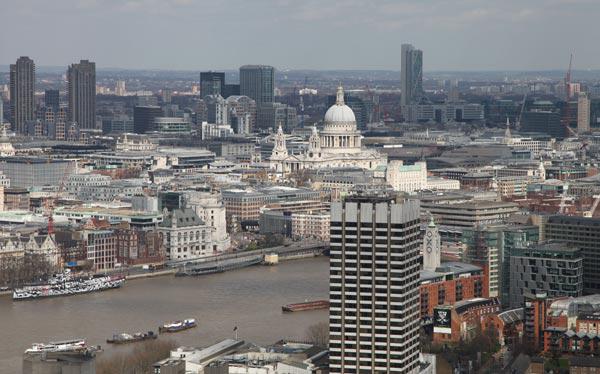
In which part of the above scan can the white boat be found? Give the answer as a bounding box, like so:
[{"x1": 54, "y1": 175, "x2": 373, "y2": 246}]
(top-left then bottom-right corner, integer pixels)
[{"x1": 25, "y1": 339, "x2": 87, "y2": 353}]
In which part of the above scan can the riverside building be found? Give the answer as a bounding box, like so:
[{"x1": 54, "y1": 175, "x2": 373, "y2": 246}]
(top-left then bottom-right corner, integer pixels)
[{"x1": 329, "y1": 193, "x2": 421, "y2": 373}]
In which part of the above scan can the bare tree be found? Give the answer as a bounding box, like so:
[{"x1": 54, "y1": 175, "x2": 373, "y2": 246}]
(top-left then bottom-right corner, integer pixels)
[
  {"x1": 0, "y1": 252, "x2": 57, "y2": 288},
  {"x1": 96, "y1": 339, "x2": 177, "y2": 374},
  {"x1": 305, "y1": 322, "x2": 329, "y2": 347}
]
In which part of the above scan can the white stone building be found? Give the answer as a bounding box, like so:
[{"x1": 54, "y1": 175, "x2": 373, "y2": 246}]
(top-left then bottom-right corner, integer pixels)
[
  {"x1": 159, "y1": 208, "x2": 215, "y2": 261},
  {"x1": 269, "y1": 86, "x2": 386, "y2": 175},
  {"x1": 184, "y1": 190, "x2": 231, "y2": 252},
  {"x1": 0, "y1": 233, "x2": 60, "y2": 266},
  {"x1": 386, "y1": 160, "x2": 428, "y2": 193}
]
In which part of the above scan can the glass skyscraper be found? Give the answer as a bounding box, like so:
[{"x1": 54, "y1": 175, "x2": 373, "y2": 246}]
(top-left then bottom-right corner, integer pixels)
[
  {"x1": 400, "y1": 44, "x2": 423, "y2": 107},
  {"x1": 240, "y1": 65, "x2": 275, "y2": 129}
]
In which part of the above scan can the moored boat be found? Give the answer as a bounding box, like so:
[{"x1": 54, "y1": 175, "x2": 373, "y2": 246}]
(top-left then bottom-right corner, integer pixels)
[
  {"x1": 12, "y1": 273, "x2": 125, "y2": 301},
  {"x1": 107, "y1": 331, "x2": 157, "y2": 344},
  {"x1": 282, "y1": 299, "x2": 329, "y2": 312},
  {"x1": 158, "y1": 318, "x2": 197, "y2": 333}
]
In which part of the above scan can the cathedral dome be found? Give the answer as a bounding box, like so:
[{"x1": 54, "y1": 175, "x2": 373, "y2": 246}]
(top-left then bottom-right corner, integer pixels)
[{"x1": 324, "y1": 86, "x2": 356, "y2": 124}]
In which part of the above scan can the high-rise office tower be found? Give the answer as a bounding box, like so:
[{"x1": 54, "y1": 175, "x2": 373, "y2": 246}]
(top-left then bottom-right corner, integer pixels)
[
  {"x1": 240, "y1": 65, "x2": 274, "y2": 104},
  {"x1": 578, "y1": 92, "x2": 591, "y2": 134},
  {"x1": 400, "y1": 44, "x2": 423, "y2": 107},
  {"x1": 200, "y1": 72, "x2": 225, "y2": 97},
  {"x1": 240, "y1": 65, "x2": 274, "y2": 129},
  {"x1": 329, "y1": 193, "x2": 421, "y2": 373},
  {"x1": 9, "y1": 56, "x2": 35, "y2": 134},
  {"x1": 67, "y1": 60, "x2": 96, "y2": 129},
  {"x1": 45, "y1": 89, "x2": 60, "y2": 113}
]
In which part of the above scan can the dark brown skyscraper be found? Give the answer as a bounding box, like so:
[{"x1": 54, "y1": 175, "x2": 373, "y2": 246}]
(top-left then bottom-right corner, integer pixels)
[
  {"x1": 9, "y1": 57, "x2": 35, "y2": 134},
  {"x1": 67, "y1": 60, "x2": 96, "y2": 129}
]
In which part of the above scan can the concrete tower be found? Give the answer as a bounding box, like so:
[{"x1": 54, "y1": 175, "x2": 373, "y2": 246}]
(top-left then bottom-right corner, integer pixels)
[
  {"x1": 67, "y1": 60, "x2": 96, "y2": 129},
  {"x1": 9, "y1": 57, "x2": 35, "y2": 134},
  {"x1": 423, "y1": 216, "x2": 441, "y2": 271},
  {"x1": 329, "y1": 194, "x2": 421, "y2": 373}
]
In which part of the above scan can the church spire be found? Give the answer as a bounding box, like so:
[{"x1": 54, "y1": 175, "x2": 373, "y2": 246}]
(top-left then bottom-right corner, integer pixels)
[
  {"x1": 336, "y1": 85, "x2": 345, "y2": 105},
  {"x1": 504, "y1": 117, "x2": 512, "y2": 139}
]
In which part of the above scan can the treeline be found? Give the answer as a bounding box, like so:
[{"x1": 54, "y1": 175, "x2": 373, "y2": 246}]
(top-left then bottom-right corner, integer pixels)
[
  {"x1": 0, "y1": 253, "x2": 57, "y2": 288},
  {"x1": 97, "y1": 339, "x2": 177, "y2": 374}
]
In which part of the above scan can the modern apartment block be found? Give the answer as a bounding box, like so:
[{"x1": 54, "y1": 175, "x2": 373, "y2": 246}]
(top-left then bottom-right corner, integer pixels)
[
  {"x1": 509, "y1": 241, "x2": 583, "y2": 308},
  {"x1": 545, "y1": 215, "x2": 600, "y2": 294},
  {"x1": 329, "y1": 193, "x2": 421, "y2": 373}
]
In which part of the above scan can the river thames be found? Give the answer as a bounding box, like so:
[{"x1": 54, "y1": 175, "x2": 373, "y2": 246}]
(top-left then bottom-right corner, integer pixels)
[{"x1": 0, "y1": 257, "x2": 329, "y2": 373}]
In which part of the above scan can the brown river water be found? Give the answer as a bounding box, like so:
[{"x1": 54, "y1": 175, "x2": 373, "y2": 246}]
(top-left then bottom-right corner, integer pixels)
[{"x1": 0, "y1": 257, "x2": 329, "y2": 373}]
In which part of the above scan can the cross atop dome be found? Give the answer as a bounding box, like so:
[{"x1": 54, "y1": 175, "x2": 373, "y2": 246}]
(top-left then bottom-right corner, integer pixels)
[{"x1": 336, "y1": 86, "x2": 345, "y2": 105}]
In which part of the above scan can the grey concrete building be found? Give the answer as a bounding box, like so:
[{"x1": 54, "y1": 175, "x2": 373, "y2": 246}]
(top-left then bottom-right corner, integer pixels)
[
  {"x1": 329, "y1": 194, "x2": 421, "y2": 373},
  {"x1": 67, "y1": 60, "x2": 96, "y2": 129},
  {"x1": 22, "y1": 351, "x2": 96, "y2": 374},
  {"x1": 509, "y1": 241, "x2": 583, "y2": 308},
  {"x1": 10, "y1": 57, "x2": 35, "y2": 134},
  {"x1": 420, "y1": 200, "x2": 519, "y2": 229}
]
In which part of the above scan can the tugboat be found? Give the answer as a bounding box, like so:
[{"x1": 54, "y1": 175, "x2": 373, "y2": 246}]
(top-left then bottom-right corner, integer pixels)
[
  {"x1": 107, "y1": 331, "x2": 157, "y2": 344},
  {"x1": 158, "y1": 319, "x2": 197, "y2": 333}
]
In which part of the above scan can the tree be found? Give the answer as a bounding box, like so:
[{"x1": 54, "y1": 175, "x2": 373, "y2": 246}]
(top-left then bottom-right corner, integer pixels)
[
  {"x1": 0, "y1": 252, "x2": 57, "y2": 288},
  {"x1": 97, "y1": 339, "x2": 177, "y2": 374},
  {"x1": 305, "y1": 322, "x2": 329, "y2": 347}
]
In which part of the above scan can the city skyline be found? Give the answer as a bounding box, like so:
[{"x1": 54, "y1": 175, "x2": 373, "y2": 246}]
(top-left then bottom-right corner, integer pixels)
[{"x1": 2, "y1": 0, "x2": 599, "y2": 71}]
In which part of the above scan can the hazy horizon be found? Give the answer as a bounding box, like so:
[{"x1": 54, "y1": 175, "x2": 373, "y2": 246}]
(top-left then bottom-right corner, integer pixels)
[{"x1": 2, "y1": 0, "x2": 599, "y2": 72}]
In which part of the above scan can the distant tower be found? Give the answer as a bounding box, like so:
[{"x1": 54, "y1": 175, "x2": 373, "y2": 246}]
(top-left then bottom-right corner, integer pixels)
[
  {"x1": 10, "y1": 56, "x2": 35, "y2": 134},
  {"x1": 67, "y1": 60, "x2": 96, "y2": 129},
  {"x1": 400, "y1": 44, "x2": 423, "y2": 107},
  {"x1": 240, "y1": 65, "x2": 274, "y2": 129},
  {"x1": 578, "y1": 92, "x2": 591, "y2": 134},
  {"x1": 423, "y1": 216, "x2": 441, "y2": 271}
]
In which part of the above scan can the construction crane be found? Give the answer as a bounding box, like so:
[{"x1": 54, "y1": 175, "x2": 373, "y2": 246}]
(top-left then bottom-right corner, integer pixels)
[
  {"x1": 562, "y1": 54, "x2": 575, "y2": 137},
  {"x1": 584, "y1": 195, "x2": 600, "y2": 218},
  {"x1": 516, "y1": 92, "x2": 528, "y2": 130}
]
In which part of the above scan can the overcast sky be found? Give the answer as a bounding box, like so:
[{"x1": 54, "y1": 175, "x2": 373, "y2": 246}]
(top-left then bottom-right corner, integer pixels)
[{"x1": 1, "y1": 0, "x2": 598, "y2": 71}]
